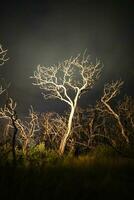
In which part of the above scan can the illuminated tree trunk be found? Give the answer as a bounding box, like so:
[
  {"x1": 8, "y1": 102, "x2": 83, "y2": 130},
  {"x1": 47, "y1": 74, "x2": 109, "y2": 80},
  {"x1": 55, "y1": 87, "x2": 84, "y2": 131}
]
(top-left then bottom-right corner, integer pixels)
[{"x1": 59, "y1": 92, "x2": 79, "y2": 155}]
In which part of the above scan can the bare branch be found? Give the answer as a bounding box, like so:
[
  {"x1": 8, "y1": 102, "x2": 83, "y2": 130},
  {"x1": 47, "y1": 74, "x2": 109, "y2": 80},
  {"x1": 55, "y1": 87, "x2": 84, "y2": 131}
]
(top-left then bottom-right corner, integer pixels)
[
  {"x1": 0, "y1": 85, "x2": 6, "y2": 95},
  {"x1": 0, "y1": 44, "x2": 9, "y2": 95},
  {"x1": 15, "y1": 106, "x2": 40, "y2": 154},
  {"x1": 101, "y1": 80, "x2": 129, "y2": 144},
  {"x1": 0, "y1": 44, "x2": 9, "y2": 66},
  {"x1": 0, "y1": 97, "x2": 18, "y2": 163},
  {"x1": 118, "y1": 96, "x2": 134, "y2": 130}
]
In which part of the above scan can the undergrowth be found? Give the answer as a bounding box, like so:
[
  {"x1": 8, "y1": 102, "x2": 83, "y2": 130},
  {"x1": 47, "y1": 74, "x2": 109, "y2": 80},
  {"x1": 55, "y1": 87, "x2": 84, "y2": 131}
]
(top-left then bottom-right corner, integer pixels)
[{"x1": 0, "y1": 145, "x2": 134, "y2": 199}]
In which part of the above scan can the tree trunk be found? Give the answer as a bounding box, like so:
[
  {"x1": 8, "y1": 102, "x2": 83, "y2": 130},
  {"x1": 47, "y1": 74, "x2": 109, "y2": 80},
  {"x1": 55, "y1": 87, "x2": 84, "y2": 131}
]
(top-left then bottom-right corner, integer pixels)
[
  {"x1": 59, "y1": 91, "x2": 80, "y2": 155},
  {"x1": 12, "y1": 118, "x2": 18, "y2": 165},
  {"x1": 59, "y1": 106, "x2": 75, "y2": 155}
]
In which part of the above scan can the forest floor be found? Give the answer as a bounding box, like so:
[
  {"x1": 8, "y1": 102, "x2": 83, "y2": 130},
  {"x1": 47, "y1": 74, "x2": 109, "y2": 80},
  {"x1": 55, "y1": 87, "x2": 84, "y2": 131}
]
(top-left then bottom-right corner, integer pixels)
[{"x1": 0, "y1": 146, "x2": 134, "y2": 200}]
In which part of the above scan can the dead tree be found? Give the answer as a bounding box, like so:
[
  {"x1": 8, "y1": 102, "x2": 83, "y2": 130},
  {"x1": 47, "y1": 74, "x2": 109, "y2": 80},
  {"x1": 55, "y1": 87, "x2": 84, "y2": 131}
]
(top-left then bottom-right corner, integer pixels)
[
  {"x1": 100, "y1": 80, "x2": 129, "y2": 144},
  {"x1": 40, "y1": 112, "x2": 67, "y2": 150},
  {"x1": 0, "y1": 44, "x2": 9, "y2": 95},
  {"x1": 15, "y1": 106, "x2": 40, "y2": 155},
  {"x1": 118, "y1": 96, "x2": 134, "y2": 129},
  {"x1": 0, "y1": 98, "x2": 18, "y2": 164},
  {"x1": 31, "y1": 52, "x2": 101, "y2": 155},
  {"x1": 117, "y1": 96, "x2": 134, "y2": 146}
]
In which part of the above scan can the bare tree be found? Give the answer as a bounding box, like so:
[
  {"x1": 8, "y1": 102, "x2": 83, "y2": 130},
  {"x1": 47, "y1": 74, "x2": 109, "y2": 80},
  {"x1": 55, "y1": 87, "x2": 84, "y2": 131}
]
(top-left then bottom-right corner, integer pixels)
[
  {"x1": 72, "y1": 106, "x2": 115, "y2": 150},
  {"x1": 31, "y1": 53, "x2": 101, "y2": 155},
  {"x1": 117, "y1": 96, "x2": 134, "y2": 145},
  {"x1": 0, "y1": 44, "x2": 9, "y2": 95},
  {"x1": 118, "y1": 96, "x2": 134, "y2": 130},
  {"x1": 0, "y1": 99, "x2": 40, "y2": 157},
  {"x1": 15, "y1": 106, "x2": 40, "y2": 155},
  {"x1": 100, "y1": 80, "x2": 129, "y2": 144},
  {"x1": 0, "y1": 98, "x2": 18, "y2": 164},
  {"x1": 40, "y1": 112, "x2": 67, "y2": 150}
]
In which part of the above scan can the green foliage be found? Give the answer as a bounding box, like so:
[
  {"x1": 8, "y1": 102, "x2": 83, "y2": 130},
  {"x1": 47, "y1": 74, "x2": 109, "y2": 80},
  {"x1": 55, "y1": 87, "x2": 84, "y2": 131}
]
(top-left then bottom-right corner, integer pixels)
[
  {"x1": 29, "y1": 142, "x2": 45, "y2": 157},
  {"x1": 36, "y1": 142, "x2": 45, "y2": 153},
  {"x1": 17, "y1": 143, "x2": 59, "y2": 167}
]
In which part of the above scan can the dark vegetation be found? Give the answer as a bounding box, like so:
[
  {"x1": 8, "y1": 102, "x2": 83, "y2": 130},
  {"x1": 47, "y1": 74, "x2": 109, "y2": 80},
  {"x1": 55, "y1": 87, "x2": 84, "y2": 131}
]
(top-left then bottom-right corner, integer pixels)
[{"x1": 0, "y1": 146, "x2": 134, "y2": 200}]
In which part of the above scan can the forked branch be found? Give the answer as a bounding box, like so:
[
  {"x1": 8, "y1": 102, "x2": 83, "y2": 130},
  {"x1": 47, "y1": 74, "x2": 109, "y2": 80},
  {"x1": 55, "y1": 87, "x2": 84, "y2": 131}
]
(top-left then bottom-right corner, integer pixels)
[{"x1": 101, "y1": 80, "x2": 129, "y2": 144}]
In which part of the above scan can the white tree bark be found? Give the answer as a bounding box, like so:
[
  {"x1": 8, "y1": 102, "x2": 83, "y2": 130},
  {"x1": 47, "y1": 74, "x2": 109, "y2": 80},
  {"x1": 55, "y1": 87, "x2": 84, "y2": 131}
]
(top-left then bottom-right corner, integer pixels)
[
  {"x1": 101, "y1": 80, "x2": 129, "y2": 144},
  {"x1": 0, "y1": 44, "x2": 9, "y2": 95},
  {"x1": 31, "y1": 53, "x2": 101, "y2": 155},
  {"x1": 59, "y1": 90, "x2": 80, "y2": 154}
]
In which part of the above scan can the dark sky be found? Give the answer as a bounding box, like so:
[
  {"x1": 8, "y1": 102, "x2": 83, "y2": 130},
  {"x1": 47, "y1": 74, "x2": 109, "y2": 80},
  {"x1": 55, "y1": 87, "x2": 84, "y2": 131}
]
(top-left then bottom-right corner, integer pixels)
[{"x1": 0, "y1": 0, "x2": 134, "y2": 116}]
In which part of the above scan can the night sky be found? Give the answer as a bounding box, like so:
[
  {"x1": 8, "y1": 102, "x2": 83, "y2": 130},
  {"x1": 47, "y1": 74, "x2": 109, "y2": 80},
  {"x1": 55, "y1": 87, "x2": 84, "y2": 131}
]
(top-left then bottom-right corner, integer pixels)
[{"x1": 0, "y1": 0, "x2": 133, "y2": 116}]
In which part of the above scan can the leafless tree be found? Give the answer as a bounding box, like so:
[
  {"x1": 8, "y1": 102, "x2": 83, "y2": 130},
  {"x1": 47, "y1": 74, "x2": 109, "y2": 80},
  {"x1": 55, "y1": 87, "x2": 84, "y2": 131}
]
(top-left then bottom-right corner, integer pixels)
[
  {"x1": 31, "y1": 52, "x2": 101, "y2": 155},
  {"x1": 117, "y1": 96, "x2": 134, "y2": 145},
  {"x1": 40, "y1": 112, "x2": 67, "y2": 150},
  {"x1": 0, "y1": 98, "x2": 18, "y2": 163},
  {"x1": 0, "y1": 100, "x2": 40, "y2": 156},
  {"x1": 0, "y1": 44, "x2": 9, "y2": 95},
  {"x1": 15, "y1": 106, "x2": 40, "y2": 155},
  {"x1": 72, "y1": 106, "x2": 114, "y2": 151},
  {"x1": 100, "y1": 80, "x2": 129, "y2": 144}
]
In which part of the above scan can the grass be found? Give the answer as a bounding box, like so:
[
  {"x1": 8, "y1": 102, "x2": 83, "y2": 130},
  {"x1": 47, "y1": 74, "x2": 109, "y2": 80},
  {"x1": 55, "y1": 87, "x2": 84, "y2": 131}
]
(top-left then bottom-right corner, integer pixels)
[{"x1": 0, "y1": 145, "x2": 134, "y2": 200}]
